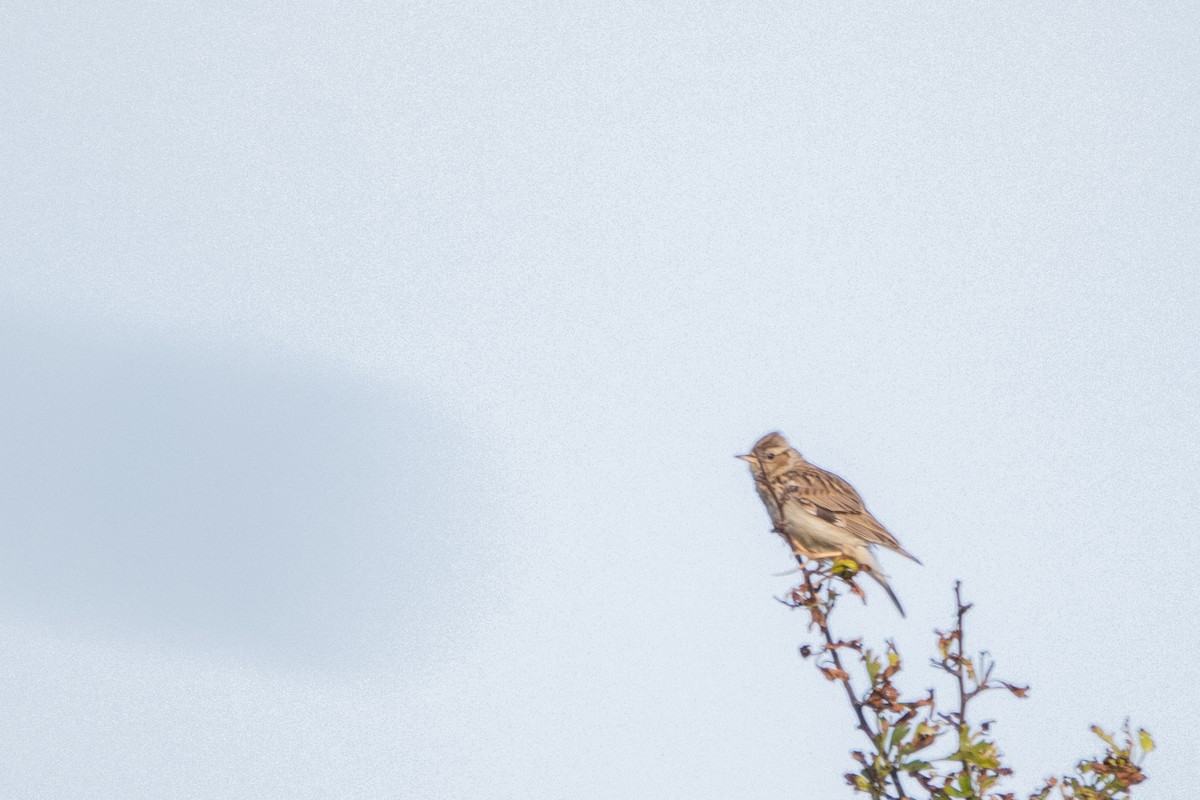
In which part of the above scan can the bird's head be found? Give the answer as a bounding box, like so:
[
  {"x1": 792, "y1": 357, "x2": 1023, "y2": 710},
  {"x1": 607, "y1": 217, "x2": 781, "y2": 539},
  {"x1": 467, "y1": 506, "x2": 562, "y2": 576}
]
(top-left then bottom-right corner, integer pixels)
[{"x1": 736, "y1": 431, "x2": 800, "y2": 468}]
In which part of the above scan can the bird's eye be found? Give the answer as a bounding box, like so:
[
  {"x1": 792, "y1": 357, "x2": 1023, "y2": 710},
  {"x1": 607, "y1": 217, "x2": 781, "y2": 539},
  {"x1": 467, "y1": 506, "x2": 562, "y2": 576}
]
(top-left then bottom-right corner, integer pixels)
[{"x1": 766, "y1": 453, "x2": 776, "y2": 460}]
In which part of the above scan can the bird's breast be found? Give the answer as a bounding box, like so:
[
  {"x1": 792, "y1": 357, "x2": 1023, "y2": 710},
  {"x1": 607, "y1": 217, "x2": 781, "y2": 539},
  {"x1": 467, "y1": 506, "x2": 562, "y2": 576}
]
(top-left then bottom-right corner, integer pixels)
[{"x1": 778, "y1": 506, "x2": 855, "y2": 551}]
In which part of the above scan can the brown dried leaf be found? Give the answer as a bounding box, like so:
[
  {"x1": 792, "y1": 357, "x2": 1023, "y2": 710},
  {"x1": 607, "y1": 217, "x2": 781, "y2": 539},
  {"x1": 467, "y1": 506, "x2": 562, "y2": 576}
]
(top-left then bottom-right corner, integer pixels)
[
  {"x1": 819, "y1": 666, "x2": 850, "y2": 682},
  {"x1": 999, "y1": 681, "x2": 1029, "y2": 698}
]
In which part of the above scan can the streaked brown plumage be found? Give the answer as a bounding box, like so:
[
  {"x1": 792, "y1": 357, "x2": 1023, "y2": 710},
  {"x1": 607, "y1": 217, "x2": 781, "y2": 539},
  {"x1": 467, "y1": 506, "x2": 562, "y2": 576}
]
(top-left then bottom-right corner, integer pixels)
[{"x1": 738, "y1": 431, "x2": 920, "y2": 616}]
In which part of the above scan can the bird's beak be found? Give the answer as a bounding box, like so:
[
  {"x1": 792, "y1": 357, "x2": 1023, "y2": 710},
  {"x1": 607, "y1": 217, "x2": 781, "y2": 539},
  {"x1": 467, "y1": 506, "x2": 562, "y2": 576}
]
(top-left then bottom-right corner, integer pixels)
[{"x1": 736, "y1": 454, "x2": 755, "y2": 462}]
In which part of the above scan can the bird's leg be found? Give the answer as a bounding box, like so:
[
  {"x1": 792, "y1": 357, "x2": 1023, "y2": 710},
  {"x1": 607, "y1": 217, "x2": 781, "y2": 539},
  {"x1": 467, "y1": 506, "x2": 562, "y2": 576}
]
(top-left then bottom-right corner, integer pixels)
[
  {"x1": 801, "y1": 549, "x2": 847, "y2": 559},
  {"x1": 770, "y1": 529, "x2": 844, "y2": 561},
  {"x1": 789, "y1": 542, "x2": 845, "y2": 560}
]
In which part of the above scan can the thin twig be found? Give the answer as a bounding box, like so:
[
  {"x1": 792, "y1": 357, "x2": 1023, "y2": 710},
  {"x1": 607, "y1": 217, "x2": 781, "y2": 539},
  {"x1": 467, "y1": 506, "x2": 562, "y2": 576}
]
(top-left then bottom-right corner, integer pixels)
[
  {"x1": 801, "y1": 563, "x2": 909, "y2": 800},
  {"x1": 953, "y1": 580, "x2": 973, "y2": 794},
  {"x1": 801, "y1": 564, "x2": 874, "y2": 739},
  {"x1": 752, "y1": 451, "x2": 909, "y2": 799}
]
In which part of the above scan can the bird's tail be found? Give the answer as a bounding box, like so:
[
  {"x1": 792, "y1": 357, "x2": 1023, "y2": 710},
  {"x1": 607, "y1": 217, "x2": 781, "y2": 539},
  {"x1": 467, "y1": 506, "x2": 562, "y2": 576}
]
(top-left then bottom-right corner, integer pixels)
[
  {"x1": 847, "y1": 547, "x2": 907, "y2": 617},
  {"x1": 867, "y1": 570, "x2": 906, "y2": 618},
  {"x1": 793, "y1": 547, "x2": 907, "y2": 618}
]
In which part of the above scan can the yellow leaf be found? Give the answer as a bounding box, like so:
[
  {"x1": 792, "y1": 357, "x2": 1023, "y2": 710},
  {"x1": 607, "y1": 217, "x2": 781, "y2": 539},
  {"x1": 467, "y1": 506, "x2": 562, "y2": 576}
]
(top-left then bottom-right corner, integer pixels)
[
  {"x1": 832, "y1": 557, "x2": 860, "y2": 577},
  {"x1": 1090, "y1": 725, "x2": 1116, "y2": 748}
]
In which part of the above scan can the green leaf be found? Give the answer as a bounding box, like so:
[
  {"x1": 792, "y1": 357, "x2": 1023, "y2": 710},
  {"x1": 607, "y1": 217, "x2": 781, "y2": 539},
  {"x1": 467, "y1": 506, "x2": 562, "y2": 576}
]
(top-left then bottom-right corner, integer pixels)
[
  {"x1": 957, "y1": 770, "x2": 973, "y2": 794},
  {"x1": 865, "y1": 652, "x2": 881, "y2": 682},
  {"x1": 963, "y1": 746, "x2": 1000, "y2": 770}
]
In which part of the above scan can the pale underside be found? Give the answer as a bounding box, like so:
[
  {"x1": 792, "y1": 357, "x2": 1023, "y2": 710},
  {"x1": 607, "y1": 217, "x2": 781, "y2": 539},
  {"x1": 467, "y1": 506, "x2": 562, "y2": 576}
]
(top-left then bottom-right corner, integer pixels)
[{"x1": 752, "y1": 464, "x2": 919, "y2": 567}]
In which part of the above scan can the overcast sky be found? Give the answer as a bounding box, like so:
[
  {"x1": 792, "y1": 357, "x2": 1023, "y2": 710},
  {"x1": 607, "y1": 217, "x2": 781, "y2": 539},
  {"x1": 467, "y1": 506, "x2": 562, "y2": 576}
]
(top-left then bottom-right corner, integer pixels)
[{"x1": 3, "y1": 3, "x2": 1198, "y2": 798}]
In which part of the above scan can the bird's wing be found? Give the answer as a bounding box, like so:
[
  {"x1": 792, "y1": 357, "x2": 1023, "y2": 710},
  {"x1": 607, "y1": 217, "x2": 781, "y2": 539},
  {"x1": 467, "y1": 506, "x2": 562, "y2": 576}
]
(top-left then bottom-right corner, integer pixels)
[
  {"x1": 776, "y1": 465, "x2": 865, "y2": 513},
  {"x1": 777, "y1": 465, "x2": 916, "y2": 558},
  {"x1": 840, "y1": 515, "x2": 910, "y2": 555}
]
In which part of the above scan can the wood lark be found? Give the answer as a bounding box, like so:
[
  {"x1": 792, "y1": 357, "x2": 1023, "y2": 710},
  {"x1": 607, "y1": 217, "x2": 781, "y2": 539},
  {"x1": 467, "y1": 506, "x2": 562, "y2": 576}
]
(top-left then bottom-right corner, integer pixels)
[{"x1": 738, "y1": 431, "x2": 920, "y2": 616}]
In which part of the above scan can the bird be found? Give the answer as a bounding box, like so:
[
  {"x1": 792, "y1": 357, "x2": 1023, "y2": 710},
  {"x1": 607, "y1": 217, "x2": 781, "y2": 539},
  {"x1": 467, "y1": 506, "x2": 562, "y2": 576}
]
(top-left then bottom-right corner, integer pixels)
[{"x1": 737, "y1": 431, "x2": 920, "y2": 616}]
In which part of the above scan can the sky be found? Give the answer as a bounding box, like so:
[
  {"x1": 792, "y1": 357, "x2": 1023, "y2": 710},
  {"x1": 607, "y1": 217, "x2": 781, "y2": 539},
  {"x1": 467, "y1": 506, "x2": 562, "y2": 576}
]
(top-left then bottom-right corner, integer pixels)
[{"x1": 2, "y1": 2, "x2": 1198, "y2": 797}]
